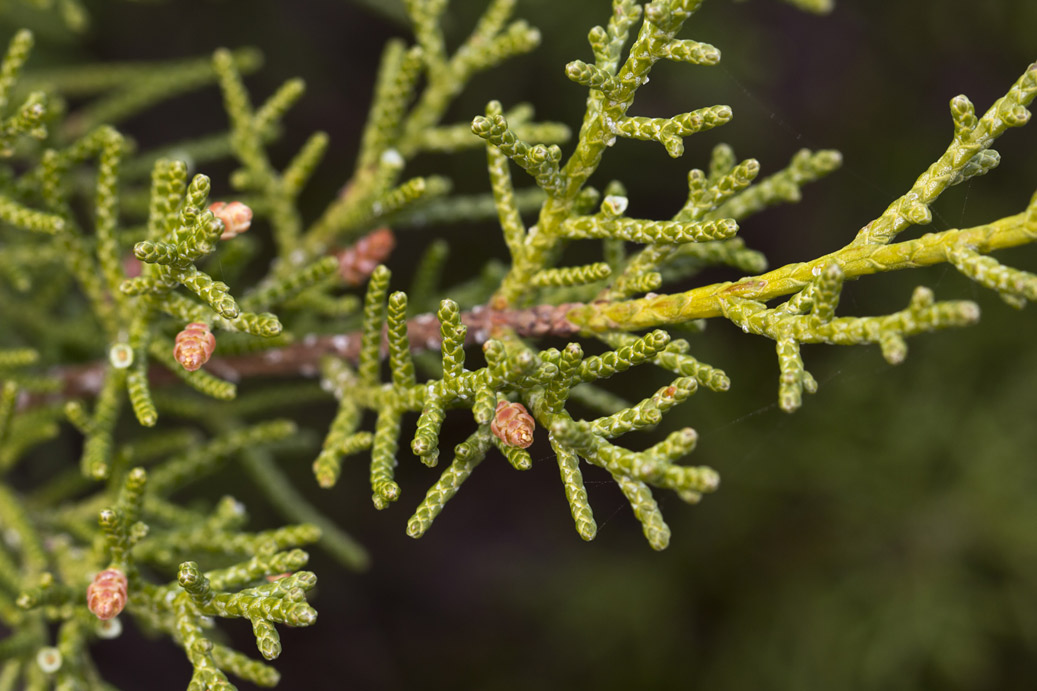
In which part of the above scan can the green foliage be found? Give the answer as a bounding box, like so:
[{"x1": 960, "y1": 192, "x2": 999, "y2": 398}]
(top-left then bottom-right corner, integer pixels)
[{"x1": 0, "y1": 0, "x2": 1034, "y2": 688}]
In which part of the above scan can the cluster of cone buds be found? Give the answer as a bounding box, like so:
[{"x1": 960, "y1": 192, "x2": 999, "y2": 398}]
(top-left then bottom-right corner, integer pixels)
[
  {"x1": 490, "y1": 401, "x2": 536, "y2": 449},
  {"x1": 209, "y1": 201, "x2": 253, "y2": 240},
  {"x1": 174, "y1": 322, "x2": 216, "y2": 371},
  {"x1": 335, "y1": 227, "x2": 395, "y2": 285},
  {"x1": 87, "y1": 568, "x2": 128, "y2": 620}
]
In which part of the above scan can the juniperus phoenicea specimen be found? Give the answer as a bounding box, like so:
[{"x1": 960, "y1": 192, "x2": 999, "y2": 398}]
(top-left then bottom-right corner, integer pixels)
[{"x1": 0, "y1": 0, "x2": 1034, "y2": 687}]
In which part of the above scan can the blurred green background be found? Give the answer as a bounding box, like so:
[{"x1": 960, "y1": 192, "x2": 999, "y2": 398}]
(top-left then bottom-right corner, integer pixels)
[{"x1": 4, "y1": 0, "x2": 1036, "y2": 688}]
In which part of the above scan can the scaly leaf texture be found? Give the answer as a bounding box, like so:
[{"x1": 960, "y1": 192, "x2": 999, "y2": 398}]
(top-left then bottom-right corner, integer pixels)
[{"x1": 1, "y1": 4, "x2": 1037, "y2": 689}]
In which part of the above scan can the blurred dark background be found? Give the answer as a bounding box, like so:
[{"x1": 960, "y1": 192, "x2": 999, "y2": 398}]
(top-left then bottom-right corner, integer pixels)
[{"x1": 5, "y1": 0, "x2": 1036, "y2": 688}]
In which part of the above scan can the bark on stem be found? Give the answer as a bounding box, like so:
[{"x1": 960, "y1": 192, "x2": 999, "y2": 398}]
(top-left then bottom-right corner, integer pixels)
[
  {"x1": 28, "y1": 303, "x2": 583, "y2": 407},
  {"x1": 26, "y1": 211, "x2": 1035, "y2": 409}
]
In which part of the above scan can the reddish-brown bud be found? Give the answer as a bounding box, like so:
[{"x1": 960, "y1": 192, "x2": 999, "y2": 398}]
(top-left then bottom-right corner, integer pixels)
[
  {"x1": 335, "y1": 227, "x2": 396, "y2": 285},
  {"x1": 123, "y1": 254, "x2": 142, "y2": 278},
  {"x1": 209, "y1": 201, "x2": 253, "y2": 240},
  {"x1": 490, "y1": 401, "x2": 535, "y2": 449},
  {"x1": 87, "y1": 568, "x2": 127, "y2": 620},
  {"x1": 173, "y1": 322, "x2": 215, "y2": 371}
]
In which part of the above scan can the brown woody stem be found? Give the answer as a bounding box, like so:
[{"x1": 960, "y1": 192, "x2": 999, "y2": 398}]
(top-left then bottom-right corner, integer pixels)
[{"x1": 29, "y1": 303, "x2": 583, "y2": 408}]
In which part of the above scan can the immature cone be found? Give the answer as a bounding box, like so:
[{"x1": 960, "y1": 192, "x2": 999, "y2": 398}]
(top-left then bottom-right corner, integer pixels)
[
  {"x1": 490, "y1": 401, "x2": 536, "y2": 449},
  {"x1": 209, "y1": 201, "x2": 253, "y2": 240},
  {"x1": 335, "y1": 227, "x2": 396, "y2": 285},
  {"x1": 87, "y1": 568, "x2": 128, "y2": 620},
  {"x1": 122, "y1": 254, "x2": 142, "y2": 278},
  {"x1": 173, "y1": 322, "x2": 216, "y2": 371}
]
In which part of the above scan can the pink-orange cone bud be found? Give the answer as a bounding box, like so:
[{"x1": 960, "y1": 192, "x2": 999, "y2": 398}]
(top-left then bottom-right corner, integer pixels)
[
  {"x1": 209, "y1": 201, "x2": 253, "y2": 240},
  {"x1": 123, "y1": 254, "x2": 142, "y2": 278},
  {"x1": 87, "y1": 568, "x2": 127, "y2": 620},
  {"x1": 173, "y1": 322, "x2": 215, "y2": 371},
  {"x1": 335, "y1": 227, "x2": 396, "y2": 286},
  {"x1": 490, "y1": 401, "x2": 535, "y2": 449}
]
